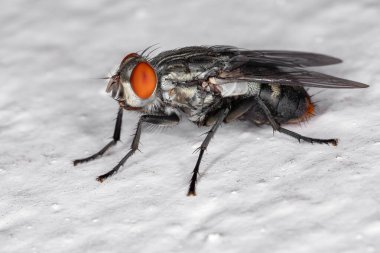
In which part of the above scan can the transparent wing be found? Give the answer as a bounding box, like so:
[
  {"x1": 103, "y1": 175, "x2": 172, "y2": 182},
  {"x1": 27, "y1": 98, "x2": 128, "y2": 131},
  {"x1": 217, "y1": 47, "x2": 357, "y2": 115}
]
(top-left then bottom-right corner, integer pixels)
[
  {"x1": 151, "y1": 46, "x2": 368, "y2": 89},
  {"x1": 219, "y1": 66, "x2": 368, "y2": 89},
  {"x1": 211, "y1": 45, "x2": 343, "y2": 67},
  {"x1": 152, "y1": 45, "x2": 342, "y2": 70}
]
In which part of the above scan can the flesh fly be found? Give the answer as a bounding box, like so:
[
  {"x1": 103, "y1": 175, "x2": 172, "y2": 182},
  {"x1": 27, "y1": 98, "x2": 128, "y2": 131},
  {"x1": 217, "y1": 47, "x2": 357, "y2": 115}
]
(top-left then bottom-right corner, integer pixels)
[{"x1": 74, "y1": 46, "x2": 368, "y2": 196}]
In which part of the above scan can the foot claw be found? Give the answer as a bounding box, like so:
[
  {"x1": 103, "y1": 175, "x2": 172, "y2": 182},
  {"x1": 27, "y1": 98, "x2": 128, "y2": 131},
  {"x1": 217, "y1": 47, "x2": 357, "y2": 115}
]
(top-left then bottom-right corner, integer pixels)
[
  {"x1": 96, "y1": 176, "x2": 105, "y2": 183},
  {"x1": 330, "y1": 139, "x2": 338, "y2": 146},
  {"x1": 73, "y1": 158, "x2": 88, "y2": 166},
  {"x1": 187, "y1": 190, "x2": 196, "y2": 196}
]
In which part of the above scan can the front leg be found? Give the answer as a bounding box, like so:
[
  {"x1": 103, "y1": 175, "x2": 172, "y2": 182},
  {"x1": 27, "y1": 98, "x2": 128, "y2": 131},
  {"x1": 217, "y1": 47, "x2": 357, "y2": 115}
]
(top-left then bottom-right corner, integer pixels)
[
  {"x1": 97, "y1": 114, "x2": 180, "y2": 182},
  {"x1": 73, "y1": 107, "x2": 123, "y2": 166},
  {"x1": 188, "y1": 107, "x2": 230, "y2": 196}
]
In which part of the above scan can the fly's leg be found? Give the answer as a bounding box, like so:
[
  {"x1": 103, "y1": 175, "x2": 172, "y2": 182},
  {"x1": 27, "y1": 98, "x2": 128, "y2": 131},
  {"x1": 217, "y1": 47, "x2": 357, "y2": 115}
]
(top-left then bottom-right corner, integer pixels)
[
  {"x1": 73, "y1": 107, "x2": 123, "y2": 166},
  {"x1": 224, "y1": 98, "x2": 256, "y2": 123},
  {"x1": 97, "y1": 114, "x2": 180, "y2": 182},
  {"x1": 188, "y1": 108, "x2": 230, "y2": 196},
  {"x1": 255, "y1": 97, "x2": 338, "y2": 145},
  {"x1": 205, "y1": 98, "x2": 254, "y2": 126}
]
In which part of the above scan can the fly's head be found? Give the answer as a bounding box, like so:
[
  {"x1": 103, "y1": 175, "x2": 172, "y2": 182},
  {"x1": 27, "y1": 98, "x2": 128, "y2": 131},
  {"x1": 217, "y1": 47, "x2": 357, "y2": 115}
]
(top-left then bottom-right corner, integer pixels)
[{"x1": 106, "y1": 53, "x2": 157, "y2": 109}]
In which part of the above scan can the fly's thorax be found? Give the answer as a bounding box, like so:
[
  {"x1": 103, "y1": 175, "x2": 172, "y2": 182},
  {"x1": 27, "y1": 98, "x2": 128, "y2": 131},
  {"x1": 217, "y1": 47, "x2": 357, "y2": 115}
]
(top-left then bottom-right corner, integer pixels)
[
  {"x1": 162, "y1": 82, "x2": 215, "y2": 109},
  {"x1": 161, "y1": 86, "x2": 219, "y2": 124},
  {"x1": 160, "y1": 71, "x2": 203, "y2": 90}
]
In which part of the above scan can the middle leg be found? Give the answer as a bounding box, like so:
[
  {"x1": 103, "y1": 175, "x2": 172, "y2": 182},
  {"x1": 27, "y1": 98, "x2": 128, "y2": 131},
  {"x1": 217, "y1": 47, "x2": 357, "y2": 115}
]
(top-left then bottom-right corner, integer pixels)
[{"x1": 188, "y1": 107, "x2": 230, "y2": 196}]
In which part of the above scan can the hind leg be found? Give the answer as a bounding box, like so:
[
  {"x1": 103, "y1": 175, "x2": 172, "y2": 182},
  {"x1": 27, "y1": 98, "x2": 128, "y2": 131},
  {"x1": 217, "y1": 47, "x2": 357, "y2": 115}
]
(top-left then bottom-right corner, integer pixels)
[
  {"x1": 255, "y1": 96, "x2": 338, "y2": 145},
  {"x1": 204, "y1": 98, "x2": 256, "y2": 126}
]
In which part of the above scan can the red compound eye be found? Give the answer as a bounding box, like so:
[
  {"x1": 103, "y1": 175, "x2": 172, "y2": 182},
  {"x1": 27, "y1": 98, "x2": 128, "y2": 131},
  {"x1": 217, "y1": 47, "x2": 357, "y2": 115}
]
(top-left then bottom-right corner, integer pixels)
[{"x1": 130, "y1": 62, "x2": 157, "y2": 99}]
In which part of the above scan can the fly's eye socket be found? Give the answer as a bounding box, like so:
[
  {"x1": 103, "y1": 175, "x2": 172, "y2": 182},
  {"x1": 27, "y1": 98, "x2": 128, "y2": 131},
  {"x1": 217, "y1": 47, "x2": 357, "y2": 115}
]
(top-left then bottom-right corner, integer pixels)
[{"x1": 130, "y1": 62, "x2": 157, "y2": 99}]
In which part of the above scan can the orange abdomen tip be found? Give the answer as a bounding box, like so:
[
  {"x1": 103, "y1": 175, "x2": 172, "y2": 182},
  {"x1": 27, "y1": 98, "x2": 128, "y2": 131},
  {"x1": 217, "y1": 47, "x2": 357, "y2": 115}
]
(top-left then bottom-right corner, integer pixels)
[{"x1": 302, "y1": 95, "x2": 315, "y2": 121}]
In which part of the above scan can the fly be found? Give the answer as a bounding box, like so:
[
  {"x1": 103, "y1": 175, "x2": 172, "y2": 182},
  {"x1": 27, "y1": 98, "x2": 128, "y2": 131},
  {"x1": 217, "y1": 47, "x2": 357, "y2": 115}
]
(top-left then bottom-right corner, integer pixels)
[{"x1": 73, "y1": 45, "x2": 369, "y2": 196}]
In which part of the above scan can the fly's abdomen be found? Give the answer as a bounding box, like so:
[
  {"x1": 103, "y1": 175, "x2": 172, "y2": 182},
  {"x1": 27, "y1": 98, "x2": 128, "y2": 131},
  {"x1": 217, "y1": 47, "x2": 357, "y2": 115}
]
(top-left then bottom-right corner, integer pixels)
[
  {"x1": 246, "y1": 84, "x2": 314, "y2": 124},
  {"x1": 263, "y1": 84, "x2": 314, "y2": 123}
]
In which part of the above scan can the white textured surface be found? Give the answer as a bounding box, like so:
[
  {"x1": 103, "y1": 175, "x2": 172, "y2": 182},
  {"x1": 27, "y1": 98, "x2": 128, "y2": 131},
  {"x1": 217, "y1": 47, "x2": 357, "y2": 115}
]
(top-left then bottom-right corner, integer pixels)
[{"x1": 1, "y1": 1, "x2": 379, "y2": 252}]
